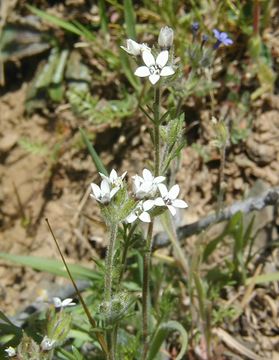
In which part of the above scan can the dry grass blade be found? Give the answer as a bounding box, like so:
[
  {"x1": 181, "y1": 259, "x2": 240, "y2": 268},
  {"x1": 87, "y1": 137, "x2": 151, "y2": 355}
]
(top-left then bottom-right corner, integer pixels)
[{"x1": 212, "y1": 328, "x2": 265, "y2": 360}]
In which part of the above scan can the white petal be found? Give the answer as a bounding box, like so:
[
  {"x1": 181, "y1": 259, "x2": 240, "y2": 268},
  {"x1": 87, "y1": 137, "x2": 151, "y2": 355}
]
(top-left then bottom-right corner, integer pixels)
[
  {"x1": 156, "y1": 50, "x2": 169, "y2": 68},
  {"x1": 121, "y1": 171, "x2": 127, "y2": 180},
  {"x1": 142, "y1": 168, "x2": 153, "y2": 182},
  {"x1": 158, "y1": 183, "x2": 168, "y2": 198},
  {"x1": 110, "y1": 169, "x2": 118, "y2": 182},
  {"x1": 168, "y1": 184, "x2": 180, "y2": 200},
  {"x1": 126, "y1": 212, "x2": 138, "y2": 223},
  {"x1": 100, "y1": 194, "x2": 110, "y2": 204},
  {"x1": 143, "y1": 199, "x2": 154, "y2": 211},
  {"x1": 110, "y1": 186, "x2": 120, "y2": 199},
  {"x1": 53, "y1": 297, "x2": 62, "y2": 307},
  {"x1": 142, "y1": 50, "x2": 155, "y2": 67},
  {"x1": 134, "y1": 66, "x2": 151, "y2": 77},
  {"x1": 139, "y1": 211, "x2": 151, "y2": 223},
  {"x1": 153, "y1": 176, "x2": 165, "y2": 184},
  {"x1": 160, "y1": 66, "x2": 175, "y2": 77},
  {"x1": 120, "y1": 39, "x2": 142, "y2": 56},
  {"x1": 167, "y1": 205, "x2": 176, "y2": 216},
  {"x1": 149, "y1": 74, "x2": 160, "y2": 85},
  {"x1": 154, "y1": 197, "x2": 166, "y2": 206},
  {"x1": 99, "y1": 172, "x2": 109, "y2": 181},
  {"x1": 100, "y1": 179, "x2": 110, "y2": 195},
  {"x1": 91, "y1": 183, "x2": 101, "y2": 199},
  {"x1": 139, "y1": 181, "x2": 153, "y2": 194},
  {"x1": 62, "y1": 298, "x2": 75, "y2": 307},
  {"x1": 172, "y1": 199, "x2": 188, "y2": 208}
]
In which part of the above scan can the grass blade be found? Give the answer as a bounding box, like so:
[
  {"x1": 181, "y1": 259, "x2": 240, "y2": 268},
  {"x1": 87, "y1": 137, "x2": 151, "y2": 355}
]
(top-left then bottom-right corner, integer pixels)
[
  {"x1": 147, "y1": 320, "x2": 188, "y2": 360},
  {"x1": 123, "y1": 0, "x2": 136, "y2": 39},
  {"x1": 79, "y1": 127, "x2": 108, "y2": 175},
  {"x1": 27, "y1": 5, "x2": 85, "y2": 37},
  {"x1": 0, "y1": 252, "x2": 101, "y2": 281}
]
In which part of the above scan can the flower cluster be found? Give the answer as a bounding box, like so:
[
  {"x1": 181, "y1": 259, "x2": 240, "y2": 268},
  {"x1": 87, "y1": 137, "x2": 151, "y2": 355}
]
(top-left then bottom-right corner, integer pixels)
[
  {"x1": 90, "y1": 169, "x2": 126, "y2": 205},
  {"x1": 121, "y1": 27, "x2": 175, "y2": 85},
  {"x1": 90, "y1": 168, "x2": 188, "y2": 224}
]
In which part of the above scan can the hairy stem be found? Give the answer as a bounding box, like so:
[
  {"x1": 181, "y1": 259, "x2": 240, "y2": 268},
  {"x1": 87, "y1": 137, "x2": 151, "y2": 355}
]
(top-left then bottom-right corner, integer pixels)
[
  {"x1": 118, "y1": 223, "x2": 137, "y2": 287},
  {"x1": 104, "y1": 223, "x2": 118, "y2": 360},
  {"x1": 142, "y1": 221, "x2": 154, "y2": 360},
  {"x1": 154, "y1": 87, "x2": 161, "y2": 176},
  {"x1": 217, "y1": 144, "x2": 226, "y2": 213}
]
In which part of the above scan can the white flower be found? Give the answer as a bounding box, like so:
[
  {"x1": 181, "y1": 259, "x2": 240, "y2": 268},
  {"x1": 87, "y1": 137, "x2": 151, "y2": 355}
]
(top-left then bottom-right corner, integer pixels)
[
  {"x1": 154, "y1": 184, "x2": 188, "y2": 216},
  {"x1": 100, "y1": 169, "x2": 127, "y2": 189},
  {"x1": 134, "y1": 50, "x2": 175, "y2": 85},
  {"x1": 90, "y1": 179, "x2": 119, "y2": 204},
  {"x1": 52, "y1": 297, "x2": 75, "y2": 308},
  {"x1": 41, "y1": 336, "x2": 56, "y2": 351},
  {"x1": 126, "y1": 200, "x2": 154, "y2": 223},
  {"x1": 132, "y1": 169, "x2": 165, "y2": 199},
  {"x1": 120, "y1": 39, "x2": 151, "y2": 56},
  {"x1": 5, "y1": 347, "x2": 16, "y2": 357},
  {"x1": 158, "y1": 26, "x2": 174, "y2": 50}
]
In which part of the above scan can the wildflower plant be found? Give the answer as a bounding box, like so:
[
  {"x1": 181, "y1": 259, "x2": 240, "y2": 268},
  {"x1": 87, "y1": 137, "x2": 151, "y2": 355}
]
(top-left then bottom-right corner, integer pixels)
[
  {"x1": 0, "y1": 22, "x2": 234, "y2": 360},
  {"x1": 84, "y1": 23, "x2": 234, "y2": 360}
]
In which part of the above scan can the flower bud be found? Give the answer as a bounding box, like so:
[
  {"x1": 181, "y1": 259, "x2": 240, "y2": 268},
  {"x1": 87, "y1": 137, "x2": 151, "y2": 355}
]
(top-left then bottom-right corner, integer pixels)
[
  {"x1": 120, "y1": 39, "x2": 150, "y2": 56},
  {"x1": 158, "y1": 26, "x2": 174, "y2": 50}
]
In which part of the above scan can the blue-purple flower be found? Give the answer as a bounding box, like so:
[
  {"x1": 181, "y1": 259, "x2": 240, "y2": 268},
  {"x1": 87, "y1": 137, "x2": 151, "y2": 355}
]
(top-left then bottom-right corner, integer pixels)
[
  {"x1": 191, "y1": 22, "x2": 199, "y2": 33},
  {"x1": 213, "y1": 29, "x2": 233, "y2": 48}
]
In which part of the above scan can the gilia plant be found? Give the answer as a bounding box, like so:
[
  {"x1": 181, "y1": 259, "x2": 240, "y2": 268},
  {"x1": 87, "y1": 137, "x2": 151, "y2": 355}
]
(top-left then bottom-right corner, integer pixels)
[
  {"x1": 88, "y1": 24, "x2": 233, "y2": 360},
  {"x1": 2, "y1": 24, "x2": 233, "y2": 360}
]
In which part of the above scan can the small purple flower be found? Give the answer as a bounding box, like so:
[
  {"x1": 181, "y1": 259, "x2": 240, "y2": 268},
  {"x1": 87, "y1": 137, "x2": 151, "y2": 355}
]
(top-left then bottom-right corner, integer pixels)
[
  {"x1": 191, "y1": 22, "x2": 199, "y2": 33},
  {"x1": 213, "y1": 29, "x2": 233, "y2": 48}
]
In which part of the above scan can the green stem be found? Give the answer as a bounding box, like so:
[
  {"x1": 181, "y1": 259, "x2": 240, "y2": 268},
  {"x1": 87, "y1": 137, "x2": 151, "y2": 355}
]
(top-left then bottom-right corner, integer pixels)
[
  {"x1": 142, "y1": 221, "x2": 154, "y2": 360},
  {"x1": 154, "y1": 87, "x2": 161, "y2": 176},
  {"x1": 217, "y1": 144, "x2": 226, "y2": 214},
  {"x1": 118, "y1": 223, "x2": 137, "y2": 287},
  {"x1": 104, "y1": 223, "x2": 118, "y2": 360}
]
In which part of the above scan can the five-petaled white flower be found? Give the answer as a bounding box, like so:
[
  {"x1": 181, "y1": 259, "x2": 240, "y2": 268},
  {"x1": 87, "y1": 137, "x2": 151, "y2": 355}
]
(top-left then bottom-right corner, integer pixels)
[
  {"x1": 52, "y1": 297, "x2": 76, "y2": 309},
  {"x1": 132, "y1": 169, "x2": 165, "y2": 199},
  {"x1": 100, "y1": 169, "x2": 127, "y2": 189},
  {"x1": 90, "y1": 179, "x2": 119, "y2": 204},
  {"x1": 120, "y1": 39, "x2": 151, "y2": 56},
  {"x1": 41, "y1": 336, "x2": 56, "y2": 351},
  {"x1": 154, "y1": 184, "x2": 188, "y2": 216},
  {"x1": 4, "y1": 347, "x2": 16, "y2": 357},
  {"x1": 126, "y1": 200, "x2": 154, "y2": 223},
  {"x1": 134, "y1": 50, "x2": 175, "y2": 85}
]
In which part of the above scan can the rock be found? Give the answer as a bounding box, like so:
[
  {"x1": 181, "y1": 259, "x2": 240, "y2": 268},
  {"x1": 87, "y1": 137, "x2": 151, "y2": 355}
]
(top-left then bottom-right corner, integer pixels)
[{"x1": 0, "y1": 132, "x2": 18, "y2": 152}]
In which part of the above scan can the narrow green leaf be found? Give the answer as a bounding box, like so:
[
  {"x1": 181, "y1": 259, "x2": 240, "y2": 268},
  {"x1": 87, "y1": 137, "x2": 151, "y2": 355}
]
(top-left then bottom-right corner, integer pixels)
[
  {"x1": 79, "y1": 127, "x2": 108, "y2": 175},
  {"x1": 98, "y1": 0, "x2": 109, "y2": 33},
  {"x1": 147, "y1": 321, "x2": 188, "y2": 360},
  {"x1": 0, "y1": 311, "x2": 17, "y2": 327},
  {"x1": 123, "y1": 0, "x2": 136, "y2": 39},
  {"x1": 0, "y1": 253, "x2": 101, "y2": 281},
  {"x1": 193, "y1": 272, "x2": 206, "y2": 321},
  {"x1": 119, "y1": 49, "x2": 140, "y2": 91},
  {"x1": 27, "y1": 5, "x2": 91, "y2": 40},
  {"x1": 246, "y1": 272, "x2": 279, "y2": 285},
  {"x1": 202, "y1": 235, "x2": 223, "y2": 262}
]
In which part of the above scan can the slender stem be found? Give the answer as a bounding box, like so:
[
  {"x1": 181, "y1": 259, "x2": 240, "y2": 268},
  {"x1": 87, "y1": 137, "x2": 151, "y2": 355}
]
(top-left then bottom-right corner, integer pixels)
[
  {"x1": 142, "y1": 221, "x2": 154, "y2": 360},
  {"x1": 141, "y1": 86, "x2": 161, "y2": 358},
  {"x1": 45, "y1": 219, "x2": 108, "y2": 355},
  {"x1": 154, "y1": 87, "x2": 161, "y2": 176},
  {"x1": 217, "y1": 144, "x2": 226, "y2": 213},
  {"x1": 105, "y1": 223, "x2": 118, "y2": 303},
  {"x1": 104, "y1": 223, "x2": 118, "y2": 360},
  {"x1": 118, "y1": 223, "x2": 137, "y2": 287}
]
